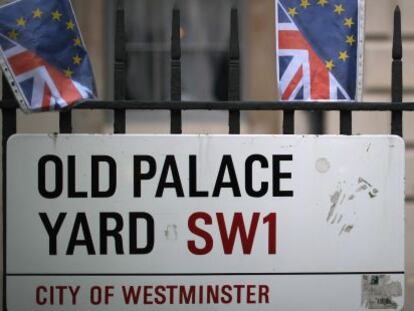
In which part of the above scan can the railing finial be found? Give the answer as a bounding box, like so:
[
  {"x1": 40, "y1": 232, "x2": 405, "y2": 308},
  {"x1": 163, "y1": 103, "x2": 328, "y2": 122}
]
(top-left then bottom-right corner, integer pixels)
[
  {"x1": 170, "y1": 7, "x2": 182, "y2": 134},
  {"x1": 171, "y1": 8, "x2": 181, "y2": 62},
  {"x1": 116, "y1": 0, "x2": 124, "y2": 10},
  {"x1": 114, "y1": 0, "x2": 127, "y2": 133},
  {"x1": 391, "y1": 5, "x2": 403, "y2": 136},
  {"x1": 229, "y1": 7, "x2": 240, "y2": 62},
  {"x1": 228, "y1": 7, "x2": 241, "y2": 134},
  {"x1": 393, "y1": 6, "x2": 402, "y2": 61}
]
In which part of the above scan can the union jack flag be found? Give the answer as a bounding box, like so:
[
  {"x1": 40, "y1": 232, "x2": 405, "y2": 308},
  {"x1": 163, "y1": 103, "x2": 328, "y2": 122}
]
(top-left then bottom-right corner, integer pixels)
[
  {"x1": 276, "y1": 0, "x2": 364, "y2": 101},
  {"x1": 0, "y1": 0, "x2": 95, "y2": 112}
]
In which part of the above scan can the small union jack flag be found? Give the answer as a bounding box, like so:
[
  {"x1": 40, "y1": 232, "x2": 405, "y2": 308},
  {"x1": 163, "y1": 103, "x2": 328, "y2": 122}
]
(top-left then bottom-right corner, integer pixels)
[
  {"x1": 276, "y1": 0, "x2": 364, "y2": 101},
  {"x1": 0, "y1": 0, "x2": 96, "y2": 112}
]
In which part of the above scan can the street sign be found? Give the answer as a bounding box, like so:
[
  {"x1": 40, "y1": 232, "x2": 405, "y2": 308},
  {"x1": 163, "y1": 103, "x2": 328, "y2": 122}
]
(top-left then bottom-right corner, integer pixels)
[{"x1": 6, "y1": 135, "x2": 404, "y2": 310}]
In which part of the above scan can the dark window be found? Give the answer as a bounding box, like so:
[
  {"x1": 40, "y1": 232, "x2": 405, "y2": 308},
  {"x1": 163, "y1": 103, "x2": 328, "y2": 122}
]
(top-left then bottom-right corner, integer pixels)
[{"x1": 123, "y1": 0, "x2": 243, "y2": 101}]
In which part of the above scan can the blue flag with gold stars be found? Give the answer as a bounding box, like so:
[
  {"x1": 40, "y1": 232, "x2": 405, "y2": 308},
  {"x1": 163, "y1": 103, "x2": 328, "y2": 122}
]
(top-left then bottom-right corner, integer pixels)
[
  {"x1": 276, "y1": 0, "x2": 365, "y2": 101},
  {"x1": 0, "y1": 0, "x2": 96, "y2": 112}
]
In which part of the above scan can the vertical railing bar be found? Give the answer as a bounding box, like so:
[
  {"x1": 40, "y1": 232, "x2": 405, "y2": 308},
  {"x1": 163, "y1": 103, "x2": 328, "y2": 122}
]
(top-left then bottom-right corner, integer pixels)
[
  {"x1": 170, "y1": 7, "x2": 182, "y2": 134},
  {"x1": 228, "y1": 7, "x2": 241, "y2": 134},
  {"x1": 283, "y1": 110, "x2": 295, "y2": 134},
  {"x1": 2, "y1": 79, "x2": 16, "y2": 311},
  {"x1": 114, "y1": 0, "x2": 127, "y2": 134},
  {"x1": 59, "y1": 111, "x2": 72, "y2": 134},
  {"x1": 340, "y1": 110, "x2": 352, "y2": 135},
  {"x1": 391, "y1": 5, "x2": 403, "y2": 137},
  {"x1": 311, "y1": 111, "x2": 325, "y2": 135}
]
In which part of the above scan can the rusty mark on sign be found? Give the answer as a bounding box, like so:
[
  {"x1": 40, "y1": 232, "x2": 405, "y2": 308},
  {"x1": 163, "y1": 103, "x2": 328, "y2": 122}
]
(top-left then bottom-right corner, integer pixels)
[{"x1": 361, "y1": 275, "x2": 402, "y2": 309}]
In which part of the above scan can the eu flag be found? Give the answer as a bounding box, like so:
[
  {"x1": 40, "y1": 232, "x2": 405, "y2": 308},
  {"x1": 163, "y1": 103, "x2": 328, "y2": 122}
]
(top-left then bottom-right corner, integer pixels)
[
  {"x1": 276, "y1": 0, "x2": 365, "y2": 101},
  {"x1": 0, "y1": 0, "x2": 96, "y2": 112}
]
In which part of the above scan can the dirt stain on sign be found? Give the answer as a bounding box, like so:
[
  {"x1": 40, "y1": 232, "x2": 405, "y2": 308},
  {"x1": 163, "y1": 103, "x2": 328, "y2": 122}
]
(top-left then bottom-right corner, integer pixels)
[
  {"x1": 339, "y1": 224, "x2": 354, "y2": 235},
  {"x1": 326, "y1": 188, "x2": 342, "y2": 222},
  {"x1": 164, "y1": 224, "x2": 178, "y2": 241},
  {"x1": 361, "y1": 275, "x2": 402, "y2": 309},
  {"x1": 316, "y1": 158, "x2": 331, "y2": 174},
  {"x1": 326, "y1": 177, "x2": 379, "y2": 235}
]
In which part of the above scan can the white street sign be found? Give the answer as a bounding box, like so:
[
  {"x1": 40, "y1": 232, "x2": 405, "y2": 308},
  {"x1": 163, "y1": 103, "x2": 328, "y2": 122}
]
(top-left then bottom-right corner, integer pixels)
[{"x1": 7, "y1": 135, "x2": 405, "y2": 310}]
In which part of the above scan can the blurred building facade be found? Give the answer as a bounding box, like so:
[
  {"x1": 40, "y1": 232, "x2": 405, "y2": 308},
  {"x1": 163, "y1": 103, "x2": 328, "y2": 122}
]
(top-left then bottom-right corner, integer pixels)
[{"x1": 2, "y1": 0, "x2": 414, "y2": 307}]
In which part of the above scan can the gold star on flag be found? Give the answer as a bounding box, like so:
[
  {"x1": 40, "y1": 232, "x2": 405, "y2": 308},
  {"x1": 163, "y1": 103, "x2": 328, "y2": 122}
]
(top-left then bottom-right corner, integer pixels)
[
  {"x1": 7, "y1": 29, "x2": 18, "y2": 40},
  {"x1": 73, "y1": 37, "x2": 81, "y2": 47},
  {"x1": 344, "y1": 17, "x2": 354, "y2": 28},
  {"x1": 16, "y1": 17, "x2": 26, "y2": 27},
  {"x1": 334, "y1": 4, "x2": 345, "y2": 15},
  {"x1": 33, "y1": 8, "x2": 43, "y2": 18},
  {"x1": 338, "y1": 51, "x2": 349, "y2": 61},
  {"x1": 64, "y1": 67, "x2": 74, "y2": 78},
  {"x1": 325, "y1": 60, "x2": 335, "y2": 71},
  {"x1": 51, "y1": 10, "x2": 62, "y2": 21},
  {"x1": 317, "y1": 0, "x2": 328, "y2": 7},
  {"x1": 300, "y1": 0, "x2": 311, "y2": 9},
  {"x1": 66, "y1": 20, "x2": 75, "y2": 30},
  {"x1": 288, "y1": 7, "x2": 298, "y2": 17},
  {"x1": 346, "y1": 35, "x2": 356, "y2": 46},
  {"x1": 73, "y1": 54, "x2": 82, "y2": 65}
]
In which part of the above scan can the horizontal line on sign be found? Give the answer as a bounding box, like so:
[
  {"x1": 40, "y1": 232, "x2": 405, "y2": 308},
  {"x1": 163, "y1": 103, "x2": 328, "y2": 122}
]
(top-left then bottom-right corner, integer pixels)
[{"x1": 6, "y1": 272, "x2": 405, "y2": 277}]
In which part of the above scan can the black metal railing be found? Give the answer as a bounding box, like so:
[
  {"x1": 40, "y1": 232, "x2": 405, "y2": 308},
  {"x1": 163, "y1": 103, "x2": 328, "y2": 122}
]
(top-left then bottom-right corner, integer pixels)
[
  {"x1": 0, "y1": 4, "x2": 408, "y2": 311},
  {"x1": 0, "y1": 5, "x2": 407, "y2": 137},
  {"x1": 0, "y1": 6, "x2": 407, "y2": 138}
]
